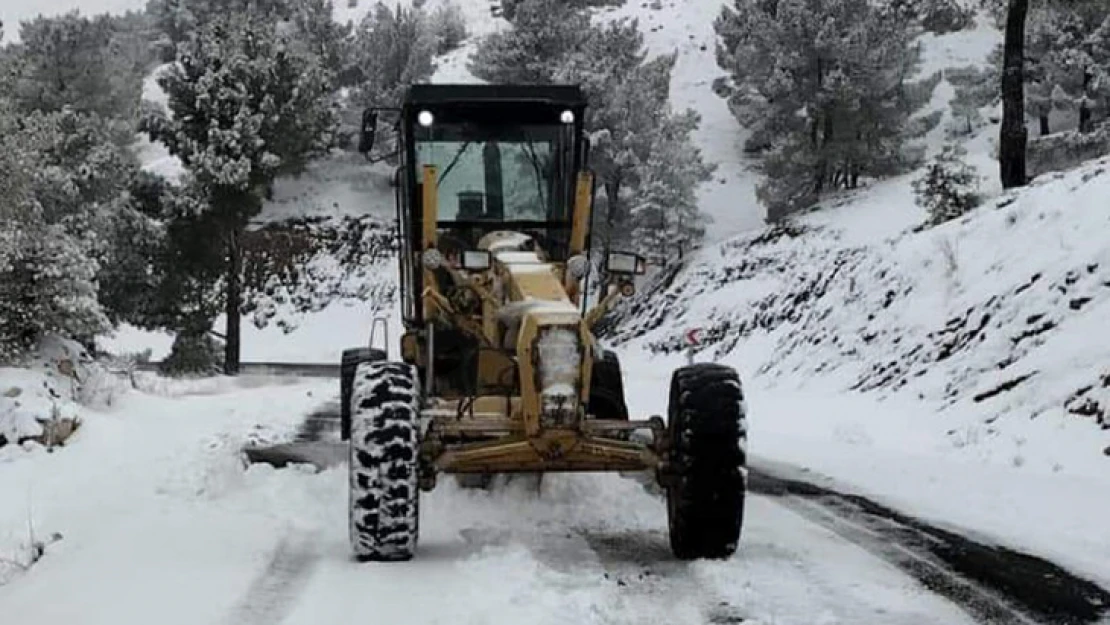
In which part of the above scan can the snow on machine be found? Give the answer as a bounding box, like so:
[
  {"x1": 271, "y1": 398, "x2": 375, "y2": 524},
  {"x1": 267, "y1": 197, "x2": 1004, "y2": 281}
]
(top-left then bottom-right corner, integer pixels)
[{"x1": 340, "y1": 84, "x2": 748, "y2": 561}]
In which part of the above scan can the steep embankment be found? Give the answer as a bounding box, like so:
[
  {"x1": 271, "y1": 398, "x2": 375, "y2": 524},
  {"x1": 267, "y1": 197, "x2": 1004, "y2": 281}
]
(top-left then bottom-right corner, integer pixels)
[
  {"x1": 606, "y1": 156, "x2": 1110, "y2": 460},
  {"x1": 602, "y1": 154, "x2": 1110, "y2": 587}
]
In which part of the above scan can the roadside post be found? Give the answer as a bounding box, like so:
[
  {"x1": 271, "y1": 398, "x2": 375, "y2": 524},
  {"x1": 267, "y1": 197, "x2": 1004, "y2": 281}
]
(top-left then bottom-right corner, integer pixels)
[{"x1": 685, "y1": 327, "x2": 702, "y2": 365}]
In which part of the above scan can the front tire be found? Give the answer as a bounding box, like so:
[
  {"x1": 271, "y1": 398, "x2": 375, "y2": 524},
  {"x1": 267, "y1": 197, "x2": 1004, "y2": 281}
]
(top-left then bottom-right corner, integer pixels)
[
  {"x1": 665, "y1": 363, "x2": 748, "y2": 560},
  {"x1": 348, "y1": 361, "x2": 421, "y2": 561}
]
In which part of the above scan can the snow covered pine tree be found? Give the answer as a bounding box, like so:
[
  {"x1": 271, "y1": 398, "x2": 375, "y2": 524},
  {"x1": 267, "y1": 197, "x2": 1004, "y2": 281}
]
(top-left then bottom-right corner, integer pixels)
[{"x1": 142, "y1": 8, "x2": 337, "y2": 373}]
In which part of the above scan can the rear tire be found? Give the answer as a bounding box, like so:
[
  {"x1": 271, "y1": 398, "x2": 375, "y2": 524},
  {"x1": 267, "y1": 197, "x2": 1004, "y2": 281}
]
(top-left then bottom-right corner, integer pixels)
[
  {"x1": 340, "y1": 347, "x2": 386, "y2": 440},
  {"x1": 348, "y1": 361, "x2": 421, "y2": 561},
  {"x1": 665, "y1": 363, "x2": 748, "y2": 560}
]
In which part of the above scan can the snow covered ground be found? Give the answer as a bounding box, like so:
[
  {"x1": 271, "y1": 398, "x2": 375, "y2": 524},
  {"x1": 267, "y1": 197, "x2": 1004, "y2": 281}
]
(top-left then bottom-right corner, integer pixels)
[
  {"x1": 619, "y1": 349, "x2": 1110, "y2": 590},
  {"x1": 1, "y1": 370, "x2": 986, "y2": 625}
]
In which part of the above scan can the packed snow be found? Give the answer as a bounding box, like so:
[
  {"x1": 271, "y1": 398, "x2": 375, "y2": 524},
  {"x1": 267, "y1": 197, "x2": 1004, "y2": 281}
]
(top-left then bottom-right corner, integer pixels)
[{"x1": 1, "y1": 367, "x2": 982, "y2": 624}]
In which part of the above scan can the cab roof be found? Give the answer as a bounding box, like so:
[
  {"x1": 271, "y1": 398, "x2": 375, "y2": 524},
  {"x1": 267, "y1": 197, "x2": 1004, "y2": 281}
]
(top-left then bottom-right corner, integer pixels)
[{"x1": 403, "y1": 84, "x2": 587, "y2": 109}]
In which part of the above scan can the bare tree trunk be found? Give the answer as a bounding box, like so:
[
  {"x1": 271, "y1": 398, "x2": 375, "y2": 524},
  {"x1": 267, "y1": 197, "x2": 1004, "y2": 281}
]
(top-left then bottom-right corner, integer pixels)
[
  {"x1": 224, "y1": 224, "x2": 242, "y2": 376},
  {"x1": 999, "y1": 0, "x2": 1029, "y2": 189},
  {"x1": 1079, "y1": 69, "x2": 1093, "y2": 133},
  {"x1": 604, "y1": 178, "x2": 621, "y2": 253}
]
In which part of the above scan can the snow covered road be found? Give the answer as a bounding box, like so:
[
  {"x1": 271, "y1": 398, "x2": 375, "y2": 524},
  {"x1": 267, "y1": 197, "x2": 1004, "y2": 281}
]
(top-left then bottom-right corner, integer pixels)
[{"x1": 6, "y1": 374, "x2": 1105, "y2": 625}]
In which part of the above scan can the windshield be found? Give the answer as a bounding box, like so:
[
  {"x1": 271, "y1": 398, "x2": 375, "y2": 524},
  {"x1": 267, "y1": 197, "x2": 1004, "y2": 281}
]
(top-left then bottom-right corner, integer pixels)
[{"x1": 414, "y1": 123, "x2": 572, "y2": 223}]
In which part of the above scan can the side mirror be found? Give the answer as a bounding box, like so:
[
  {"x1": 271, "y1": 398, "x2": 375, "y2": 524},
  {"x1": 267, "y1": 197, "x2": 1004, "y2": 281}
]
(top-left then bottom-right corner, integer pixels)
[
  {"x1": 605, "y1": 251, "x2": 646, "y2": 276},
  {"x1": 358, "y1": 109, "x2": 379, "y2": 155}
]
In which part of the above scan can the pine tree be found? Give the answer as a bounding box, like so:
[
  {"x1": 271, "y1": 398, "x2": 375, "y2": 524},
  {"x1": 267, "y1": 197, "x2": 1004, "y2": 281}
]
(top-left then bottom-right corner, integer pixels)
[
  {"x1": 913, "y1": 144, "x2": 981, "y2": 226},
  {"x1": 6, "y1": 11, "x2": 158, "y2": 125},
  {"x1": 429, "y1": 2, "x2": 469, "y2": 55},
  {"x1": 988, "y1": 0, "x2": 1110, "y2": 140},
  {"x1": 470, "y1": 1, "x2": 713, "y2": 262},
  {"x1": 564, "y1": 52, "x2": 677, "y2": 252},
  {"x1": 630, "y1": 110, "x2": 716, "y2": 264},
  {"x1": 142, "y1": 10, "x2": 337, "y2": 373},
  {"x1": 947, "y1": 65, "x2": 998, "y2": 137},
  {"x1": 289, "y1": 0, "x2": 355, "y2": 83},
  {"x1": 349, "y1": 2, "x2": 437, "y2": 108},
  {"x1": 716, "y1": 0, "x2": 938, "y2": 221},
  {"x1": 0, "y1": 107, "x2": 144, "y2": 359},
  {"x1": 10, "y1": 13, "x2": 118, "y2": 117},
  {"x1": 146, "y1": 0, "x2": 295, "y2": 51},
  {"x1": 468, "y1": 0, "x2": 589, "y2": 83}
]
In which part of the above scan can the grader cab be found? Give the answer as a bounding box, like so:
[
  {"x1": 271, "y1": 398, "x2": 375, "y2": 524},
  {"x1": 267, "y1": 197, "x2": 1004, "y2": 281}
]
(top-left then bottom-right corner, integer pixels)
[{"x1": 341, "y1": 84, "x2": 749, "y2": 562}]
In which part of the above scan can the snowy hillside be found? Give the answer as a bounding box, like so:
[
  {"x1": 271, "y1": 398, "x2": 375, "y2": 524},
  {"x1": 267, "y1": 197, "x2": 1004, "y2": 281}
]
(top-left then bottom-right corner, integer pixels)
[
  {"x1": 608, "y1": 153, "x2": 1110, "y2": 461},
  {"x1": 600, "y1": 151, "x2": 1110, "y2": 585}
]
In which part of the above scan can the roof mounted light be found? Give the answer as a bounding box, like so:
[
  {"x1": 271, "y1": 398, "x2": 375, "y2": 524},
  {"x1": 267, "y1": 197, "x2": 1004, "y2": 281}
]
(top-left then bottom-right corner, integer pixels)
[
  {"x1": 418, "y1": 110, "x2": 434, "y2": 127},
  {"x1": 560, "y1": 110, "x2": 575, "y2": 124}
]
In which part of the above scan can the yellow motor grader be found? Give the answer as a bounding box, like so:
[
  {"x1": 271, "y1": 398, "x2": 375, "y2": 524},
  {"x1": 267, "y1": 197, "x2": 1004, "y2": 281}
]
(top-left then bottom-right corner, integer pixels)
[{"x1": 340, "y1": 84, "x2": 748, "y2": 561}]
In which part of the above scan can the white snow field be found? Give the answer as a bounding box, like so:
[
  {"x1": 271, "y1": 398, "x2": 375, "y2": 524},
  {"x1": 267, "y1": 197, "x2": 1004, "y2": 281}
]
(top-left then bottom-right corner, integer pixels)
[{"x1": 1, "y1": 368, "x2": 984, "y2": 625}]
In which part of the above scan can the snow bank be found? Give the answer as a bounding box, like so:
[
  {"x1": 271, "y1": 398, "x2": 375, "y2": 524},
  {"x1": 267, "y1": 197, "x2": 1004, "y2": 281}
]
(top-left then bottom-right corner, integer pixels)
[
  {"x1": 0, "y1": 337, "x2": 129, "y2": 452},
  {"x1": 0, "y1": 363, "x2": 324, "y2": 586}
]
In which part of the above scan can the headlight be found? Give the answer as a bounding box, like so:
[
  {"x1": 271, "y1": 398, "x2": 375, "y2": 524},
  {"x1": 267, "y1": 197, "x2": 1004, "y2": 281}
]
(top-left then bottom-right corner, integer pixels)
[
  {"x1": 462, "y1": 250, "x2": 491, "y2": 271},
  {"x1": 606, "y1": 251, "x2": 646, "y2": 276},
  {"x1": 535, "y1": 327, "x2": 581, "y2": 427}
]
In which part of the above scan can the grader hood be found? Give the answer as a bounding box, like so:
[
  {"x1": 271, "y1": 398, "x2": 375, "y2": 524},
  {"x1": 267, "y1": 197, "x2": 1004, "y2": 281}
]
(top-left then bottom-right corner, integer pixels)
[{"x1": 479, "y1": 232, "x2": 595, "y2": 437}]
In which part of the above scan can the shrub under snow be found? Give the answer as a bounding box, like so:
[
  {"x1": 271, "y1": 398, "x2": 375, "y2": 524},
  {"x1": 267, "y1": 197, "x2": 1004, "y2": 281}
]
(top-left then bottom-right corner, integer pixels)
[
  {"x1": 913, "y1": 145, "x2": 982, "y2": 227},
  {"x1": 0, "y1": 337, "x2": 124, "y2": 452}
]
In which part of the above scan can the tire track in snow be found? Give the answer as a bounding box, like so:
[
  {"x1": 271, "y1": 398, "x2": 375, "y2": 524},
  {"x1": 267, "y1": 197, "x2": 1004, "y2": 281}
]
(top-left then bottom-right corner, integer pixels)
[
  {"x1": 454, "y1": 506, "x2": 735, "y2": 624},
  {"x1": 770, "y1": 494, "x2": 1038, "y2": 625},
  {"x1": 576, "y1": 528, "x2": 747, "y2": 624},
  {"x1": 750, "y1": 467, "x2": 1110, "y2": 625},
  {"x1": 221, "y1": 532, "x2": 321, "y2": 625}
]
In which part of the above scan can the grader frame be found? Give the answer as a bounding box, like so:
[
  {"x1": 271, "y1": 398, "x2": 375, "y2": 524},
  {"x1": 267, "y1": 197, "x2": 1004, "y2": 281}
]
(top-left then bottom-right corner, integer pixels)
[{"x1": 342, "y1": 84, "x2": 748, "y2": 562}]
